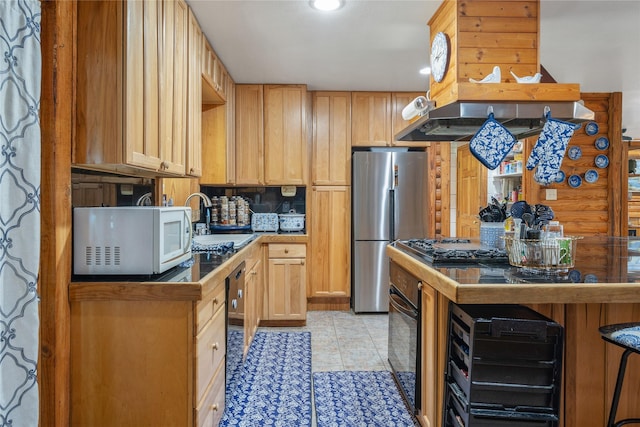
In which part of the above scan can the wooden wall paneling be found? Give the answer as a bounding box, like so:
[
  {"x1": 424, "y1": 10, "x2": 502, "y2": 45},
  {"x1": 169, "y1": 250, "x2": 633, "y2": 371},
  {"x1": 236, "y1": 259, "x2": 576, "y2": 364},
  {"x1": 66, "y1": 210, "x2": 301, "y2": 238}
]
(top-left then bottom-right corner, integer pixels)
[
  {"x1": 607, "y1": 92, "x2": 624, "y2": 236},
  {"x1": 456, "y1": 143, "x2": 486, "y2": 237},
  {"x1": 40, "y1": 1, "x2": 74, "y2": 425},
  {"x1": 427, "y1": 0, "x2": 457, "y2": 105},
  {"x1": 456, "y1": 0, "x2": 539, "y2": 83},
  {"x1": 428, "y1": 143, "x2": 451, "y2": 238},
  {"x1": 524, "y1": 93, "x2": 623, "y2": 236}
]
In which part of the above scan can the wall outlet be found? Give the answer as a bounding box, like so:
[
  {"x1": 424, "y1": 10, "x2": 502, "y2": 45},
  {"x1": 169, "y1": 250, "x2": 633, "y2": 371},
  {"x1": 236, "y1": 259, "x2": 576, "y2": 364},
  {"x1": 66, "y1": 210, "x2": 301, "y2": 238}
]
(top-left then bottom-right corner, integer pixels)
[{"x1": 546, "y1": 189, "x2": 557, "y2": 201}]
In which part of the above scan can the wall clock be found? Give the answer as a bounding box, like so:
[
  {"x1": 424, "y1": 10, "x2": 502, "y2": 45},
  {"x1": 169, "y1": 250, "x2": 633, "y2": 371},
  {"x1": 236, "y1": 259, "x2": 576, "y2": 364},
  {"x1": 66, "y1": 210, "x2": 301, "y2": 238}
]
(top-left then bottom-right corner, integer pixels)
[{"x1": 430, "y1": 31, "x2": 449, "y2": 83}]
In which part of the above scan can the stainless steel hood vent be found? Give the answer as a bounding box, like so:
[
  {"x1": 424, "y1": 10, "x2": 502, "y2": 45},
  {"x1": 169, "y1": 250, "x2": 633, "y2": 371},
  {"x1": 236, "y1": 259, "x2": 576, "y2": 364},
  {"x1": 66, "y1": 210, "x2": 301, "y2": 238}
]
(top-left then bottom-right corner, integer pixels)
[{"x1": 395, "y1": 101, "x2": 595, "y2": 142}]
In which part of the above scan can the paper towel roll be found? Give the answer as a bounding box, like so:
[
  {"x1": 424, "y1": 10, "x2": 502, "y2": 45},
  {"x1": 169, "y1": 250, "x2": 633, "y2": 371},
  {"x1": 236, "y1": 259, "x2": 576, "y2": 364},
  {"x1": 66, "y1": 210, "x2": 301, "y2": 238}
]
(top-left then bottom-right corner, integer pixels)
[{"x1": 401, "y1": 96, "x2": 430, "y2": 120}]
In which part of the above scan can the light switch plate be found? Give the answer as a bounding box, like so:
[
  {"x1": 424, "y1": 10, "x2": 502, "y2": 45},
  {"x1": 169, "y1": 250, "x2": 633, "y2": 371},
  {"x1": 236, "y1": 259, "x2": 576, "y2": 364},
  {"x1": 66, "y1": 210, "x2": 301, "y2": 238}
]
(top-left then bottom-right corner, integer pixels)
[{"x1": 546, "y1": 189, "x2": 557, "y2": 201}]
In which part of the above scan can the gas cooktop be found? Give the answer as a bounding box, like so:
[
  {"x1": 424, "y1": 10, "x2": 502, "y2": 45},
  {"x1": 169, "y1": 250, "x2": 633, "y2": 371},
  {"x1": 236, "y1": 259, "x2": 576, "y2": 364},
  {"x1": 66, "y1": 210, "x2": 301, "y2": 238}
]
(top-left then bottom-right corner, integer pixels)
[{"x1": 395, "y1": 238, "x2": 508, "y2": 264}]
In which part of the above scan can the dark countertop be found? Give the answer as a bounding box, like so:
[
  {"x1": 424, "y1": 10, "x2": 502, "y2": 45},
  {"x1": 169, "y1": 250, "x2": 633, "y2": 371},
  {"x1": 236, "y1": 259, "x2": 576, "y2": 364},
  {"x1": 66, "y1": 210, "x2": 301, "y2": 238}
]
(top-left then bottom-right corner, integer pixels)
[
  {"x1": 387, "y1": 236, "x2": 640, "y2": 304},
  {"x1": 70, "y1": 233, "x2": 308, "y2": 301}
]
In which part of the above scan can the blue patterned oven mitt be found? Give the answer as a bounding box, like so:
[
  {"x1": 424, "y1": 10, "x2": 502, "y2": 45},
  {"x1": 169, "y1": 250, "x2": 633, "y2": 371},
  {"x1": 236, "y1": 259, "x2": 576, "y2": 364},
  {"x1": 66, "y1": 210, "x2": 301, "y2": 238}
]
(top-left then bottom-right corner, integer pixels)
[
  {"x1": 527, "y1": 114, "x2": 581, "y2": 185},
  {"x1": 469, "y1": 113, "x2": 517, "y2": 170}
]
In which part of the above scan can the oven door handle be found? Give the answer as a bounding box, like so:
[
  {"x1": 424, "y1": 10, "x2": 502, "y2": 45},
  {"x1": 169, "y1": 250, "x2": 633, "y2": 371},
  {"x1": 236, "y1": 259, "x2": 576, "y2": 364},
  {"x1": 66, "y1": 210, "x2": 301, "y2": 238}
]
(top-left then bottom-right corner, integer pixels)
[{"x1": 389, "y1": 288, "x2": 418, "y2": 319}]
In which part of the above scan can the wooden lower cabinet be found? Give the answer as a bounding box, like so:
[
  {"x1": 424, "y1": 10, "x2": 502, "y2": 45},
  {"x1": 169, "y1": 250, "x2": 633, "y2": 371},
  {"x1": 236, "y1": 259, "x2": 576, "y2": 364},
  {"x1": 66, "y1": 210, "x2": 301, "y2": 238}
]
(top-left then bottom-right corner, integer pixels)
[
  {"x1": 419, "y1": 282, "x2": 444, "y2": 427},
  {"x1": 265, "y1": 243, "x2": 307, "y2": 323},
  {"x1": 244, "y1": 244, "x2": 264, "y2": 354},
  {"x1": 70, "y1": 279, "x2": 226, "y2": 426},
  {"x1": 308, "y1": 186, "x2": 351, "y2": 310}
]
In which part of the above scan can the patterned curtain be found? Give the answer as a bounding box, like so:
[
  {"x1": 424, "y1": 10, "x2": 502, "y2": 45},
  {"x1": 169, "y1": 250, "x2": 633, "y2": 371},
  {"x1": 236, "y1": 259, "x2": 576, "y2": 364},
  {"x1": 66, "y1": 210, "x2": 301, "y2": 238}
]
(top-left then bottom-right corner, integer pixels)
[{"x1": 0, "y1": 1, "x2": 41, "y2": 425}]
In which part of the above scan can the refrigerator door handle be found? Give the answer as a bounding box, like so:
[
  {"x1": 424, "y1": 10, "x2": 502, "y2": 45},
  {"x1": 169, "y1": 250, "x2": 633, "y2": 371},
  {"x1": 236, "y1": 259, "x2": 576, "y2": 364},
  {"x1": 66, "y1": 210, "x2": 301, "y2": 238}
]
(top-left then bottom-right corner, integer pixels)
[{"x1": 389, "y1": 188, "x2": 395, "y2": 242}]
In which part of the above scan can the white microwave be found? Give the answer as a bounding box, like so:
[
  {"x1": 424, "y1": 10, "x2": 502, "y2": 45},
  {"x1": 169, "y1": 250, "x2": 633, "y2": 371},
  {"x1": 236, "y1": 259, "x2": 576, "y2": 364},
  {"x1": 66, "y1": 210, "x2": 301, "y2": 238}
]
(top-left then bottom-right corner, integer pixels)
[{"x1": 73, "y1": 206, "x2": 192, "y2": 275}]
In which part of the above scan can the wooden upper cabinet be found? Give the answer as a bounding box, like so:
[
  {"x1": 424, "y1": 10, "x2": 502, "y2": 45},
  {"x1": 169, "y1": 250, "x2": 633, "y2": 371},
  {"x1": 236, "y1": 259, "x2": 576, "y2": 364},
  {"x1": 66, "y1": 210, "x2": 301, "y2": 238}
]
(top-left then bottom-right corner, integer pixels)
[
  {"x1": 351, "y1": 92, "x2": 392, "y2": 147},
  {"x1": 312, "y1": 92, "x2": 351, "y2": 185},
  {"x1": 161, "y1": 0, "x2": 187, "y2": 175},
  {"x1": 202, "y1": 38, "x2": 226, "y2": 104},
  {"x1": 392, "y1": 92, "x2": 430, "y2": 147},
  {"x1": 235, "y1": 85, "x2": 264, "y2": 185},
  {"x1": 186, "y1": 6, "x2": 202, "y2": 177},
  {"x1": 264, "y1": 84, "x2": 308, "y2": 185},
  {"x1": 75, "y1": 0, "x2": 187, "y2": 176}
]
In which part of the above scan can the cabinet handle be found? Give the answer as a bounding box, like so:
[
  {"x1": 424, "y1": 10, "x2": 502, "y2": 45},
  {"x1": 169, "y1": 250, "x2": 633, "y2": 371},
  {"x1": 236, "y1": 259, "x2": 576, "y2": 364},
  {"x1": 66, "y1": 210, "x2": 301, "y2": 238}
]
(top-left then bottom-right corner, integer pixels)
[
  {"x1": 417, "y1": 281, "x2": 423, "y2": 290},
  {"x1": 284, "y1": 248, "x2": 289, "y2": 254},
  {"x1": 300, "y1": 260, "x2": 305, "y2": 266},
  {"x1": 211, "y1": 342, "x2": 219, "y2": 350},
  {"x1": 190, "y1": 167, "x2": 195, "y2": 174},
  {"x1": 211, "y1": 404, "x2": 219, "y2": 412},
  {"x1": 213, "y1": 298, "x2": 218, "y2": 305}
]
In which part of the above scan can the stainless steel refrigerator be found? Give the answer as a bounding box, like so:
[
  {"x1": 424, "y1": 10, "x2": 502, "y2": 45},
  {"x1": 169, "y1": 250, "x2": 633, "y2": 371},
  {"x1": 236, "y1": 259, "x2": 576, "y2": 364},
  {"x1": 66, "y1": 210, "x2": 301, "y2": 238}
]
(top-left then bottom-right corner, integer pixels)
[{"x1": 352, "y1": 150, "x2": 429, "y2": 312}]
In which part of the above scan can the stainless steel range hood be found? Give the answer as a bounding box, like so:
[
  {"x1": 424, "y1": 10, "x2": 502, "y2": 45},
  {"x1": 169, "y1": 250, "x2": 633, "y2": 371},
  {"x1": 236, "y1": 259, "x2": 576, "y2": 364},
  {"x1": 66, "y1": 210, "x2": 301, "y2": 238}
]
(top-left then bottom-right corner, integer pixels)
[{"x1": 395, "y1": 101, "x2": 595, "y2": 142}]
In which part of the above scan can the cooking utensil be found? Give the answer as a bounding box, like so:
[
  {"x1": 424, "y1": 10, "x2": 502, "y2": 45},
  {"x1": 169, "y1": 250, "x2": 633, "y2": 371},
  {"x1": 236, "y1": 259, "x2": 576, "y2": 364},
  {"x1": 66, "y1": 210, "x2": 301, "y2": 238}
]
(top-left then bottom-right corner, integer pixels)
[{"x1": 522, "y1": 212, "x2": 535, "y2": 228}]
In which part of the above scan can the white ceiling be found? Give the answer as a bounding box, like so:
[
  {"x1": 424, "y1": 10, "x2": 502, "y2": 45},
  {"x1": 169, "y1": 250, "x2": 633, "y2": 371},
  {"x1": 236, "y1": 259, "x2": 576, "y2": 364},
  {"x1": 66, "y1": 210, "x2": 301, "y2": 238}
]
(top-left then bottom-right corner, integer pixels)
[{"x1": 188, "y1": 0, "x2": 640, "y2": 139}]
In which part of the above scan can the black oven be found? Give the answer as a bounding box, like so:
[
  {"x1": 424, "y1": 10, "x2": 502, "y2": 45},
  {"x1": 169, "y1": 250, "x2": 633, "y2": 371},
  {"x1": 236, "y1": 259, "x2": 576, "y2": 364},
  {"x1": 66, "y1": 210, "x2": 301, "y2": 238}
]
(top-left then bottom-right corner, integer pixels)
[{"x1": 388, "y1": 261, "x2": 421, "y2": 415}]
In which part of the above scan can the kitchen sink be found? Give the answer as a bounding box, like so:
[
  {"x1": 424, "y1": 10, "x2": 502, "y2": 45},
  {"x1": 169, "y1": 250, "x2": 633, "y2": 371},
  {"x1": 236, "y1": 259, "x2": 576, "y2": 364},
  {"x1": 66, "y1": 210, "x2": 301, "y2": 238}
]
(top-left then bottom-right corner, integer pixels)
[{"x1": 192, "y1": 233, "x2": 255, "y2": 249}]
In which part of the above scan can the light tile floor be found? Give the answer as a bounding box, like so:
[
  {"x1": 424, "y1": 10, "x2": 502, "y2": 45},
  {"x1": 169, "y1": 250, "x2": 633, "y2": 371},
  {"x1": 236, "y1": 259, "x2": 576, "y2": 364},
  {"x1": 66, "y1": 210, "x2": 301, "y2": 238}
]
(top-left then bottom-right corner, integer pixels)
[
  {"x1": 257, "y1": 310, "x2": 391, "y2": 426},
  {"x1": 258, "y1": 310, "x2": 390, "y2": 372}
]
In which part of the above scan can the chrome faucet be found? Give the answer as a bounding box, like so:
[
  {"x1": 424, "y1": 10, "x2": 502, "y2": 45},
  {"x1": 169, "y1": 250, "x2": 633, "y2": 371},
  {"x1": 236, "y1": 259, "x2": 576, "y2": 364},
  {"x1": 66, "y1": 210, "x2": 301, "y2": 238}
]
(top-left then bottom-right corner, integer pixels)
[
  {"x1": 135, "y1": 192, "x2": 153, "y2": 206},
  {"x1": 185, "y1": 192, "x2": 213, "y2": 231}
]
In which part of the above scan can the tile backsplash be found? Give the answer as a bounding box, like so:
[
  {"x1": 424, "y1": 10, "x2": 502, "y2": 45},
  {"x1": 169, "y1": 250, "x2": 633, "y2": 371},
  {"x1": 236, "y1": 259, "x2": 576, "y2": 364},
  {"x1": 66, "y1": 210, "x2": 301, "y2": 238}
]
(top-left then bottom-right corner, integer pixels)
[{"x1": 200, "y1": 186, "x2": 306, "y2": 214}]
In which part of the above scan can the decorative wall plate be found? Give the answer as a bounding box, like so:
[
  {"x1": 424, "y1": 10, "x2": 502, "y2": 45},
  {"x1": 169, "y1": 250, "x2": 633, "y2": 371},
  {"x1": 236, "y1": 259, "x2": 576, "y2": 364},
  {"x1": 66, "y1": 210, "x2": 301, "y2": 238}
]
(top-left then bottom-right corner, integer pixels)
[
  {"x1": 567, "y1": 146, "x2": 582, "y2": 160},
  {"x1": 555, "y1": 170, "x2": 566, "y2": 183},
  {"x1": 568, "y1": 174, "x2": 582, "y2": 188},
  {"x1": 585, "y1": 121, "x2": 599, "y2": 136},
  {"x1": 595, "y1": 154, "x2": 609, "y2": 168},
  {"x1": 585, "y1": 169, "x2": 599, "y2": 183},
  {"x1": 595, "y1": 136, "x2": 609, "y2": 150}
]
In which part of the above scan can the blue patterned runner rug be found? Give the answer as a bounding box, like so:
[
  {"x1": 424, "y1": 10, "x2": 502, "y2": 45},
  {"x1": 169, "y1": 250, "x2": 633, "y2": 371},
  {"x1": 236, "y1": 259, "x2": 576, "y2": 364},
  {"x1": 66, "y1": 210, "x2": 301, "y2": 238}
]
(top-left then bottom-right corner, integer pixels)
[
  {"x1": 313, "y1": 371, "x2": 417, "y2": 427},
  {"x1": 221, "y1": 331, "x2": 312, "y2": 426}
]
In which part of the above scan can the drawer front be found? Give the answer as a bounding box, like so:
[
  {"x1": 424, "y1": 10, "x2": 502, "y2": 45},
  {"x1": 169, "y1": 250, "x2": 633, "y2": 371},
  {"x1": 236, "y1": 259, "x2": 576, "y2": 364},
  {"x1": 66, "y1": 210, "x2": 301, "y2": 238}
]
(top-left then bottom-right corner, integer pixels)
[
  {"x1": 196, "y1": 305, "x2": 226, "y2": 402},
  {"x1": 196, "y1": 363, "x2": 226, "y2": 427},
  {"x1": 196, "y1": 284, "x2": 225, "y2": 334},
  {"x1": 268, "y1": 243, "x2": 306, "y2": 258}
]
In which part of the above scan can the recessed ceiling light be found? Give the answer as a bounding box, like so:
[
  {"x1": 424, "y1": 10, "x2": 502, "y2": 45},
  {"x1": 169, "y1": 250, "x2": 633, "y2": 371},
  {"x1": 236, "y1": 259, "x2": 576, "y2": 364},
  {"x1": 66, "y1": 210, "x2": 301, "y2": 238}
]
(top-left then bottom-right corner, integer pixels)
[
  {"x1": 419, "y1": 66, "x2": 431, "y2": 75},
  {"x1": 309, "y1": 0, "x2": 345, "y2": 11}
]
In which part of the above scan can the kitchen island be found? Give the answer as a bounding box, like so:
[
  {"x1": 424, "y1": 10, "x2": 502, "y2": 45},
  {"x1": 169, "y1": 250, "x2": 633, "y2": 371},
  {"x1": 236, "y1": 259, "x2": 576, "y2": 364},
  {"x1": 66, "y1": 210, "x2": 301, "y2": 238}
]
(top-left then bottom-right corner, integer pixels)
[
  {"x1": 387, "y1": 236, "x2": 640, "y2": 427},
  {"x1": 69, "y1": 233, "x2": 307, "y2": 427}
]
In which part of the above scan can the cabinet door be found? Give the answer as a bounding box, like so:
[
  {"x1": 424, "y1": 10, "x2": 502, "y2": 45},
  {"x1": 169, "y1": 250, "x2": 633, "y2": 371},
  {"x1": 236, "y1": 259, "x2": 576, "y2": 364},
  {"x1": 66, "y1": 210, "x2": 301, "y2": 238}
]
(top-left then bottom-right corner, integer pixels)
[
  {"x1": 268, "y1": 258, "x2": 306, "y2": 321},
  {"x1": 235, "y1": 85, "x2": 264, "y2": 185},
  {"x1": 312, "y1": 92, "x2": 351, "y2": 185},
  {"x1": 202, "y1": 39, "x2": 225, "y2": 104},
  {"x1": 392, "y1": 92, "x2": 430, "y2": 147},
  {"x1": 309, "y1": 186, "x2": 351, "y2": 298},
  {"x1": 351, "y1": 92, "x2": 391, "y2": 147},
  {"x1": 186, "y1": 7, "x2": 202, "y2": 177},
  {"x1": 264, "y1": 85, "x2": 308, "y2": 185},
  {"x1": 420, "y1": 284, "x2": 438, "y2": 427},
  {"x1": 244, "y1": 258, "x2": 262, "y2": 353},
  {"x1": 162, "y1": 0, "x2": 187, "y2": 175},
  {"x1": 75, "y1": 1, "x2": 187, "y2": 176}
]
